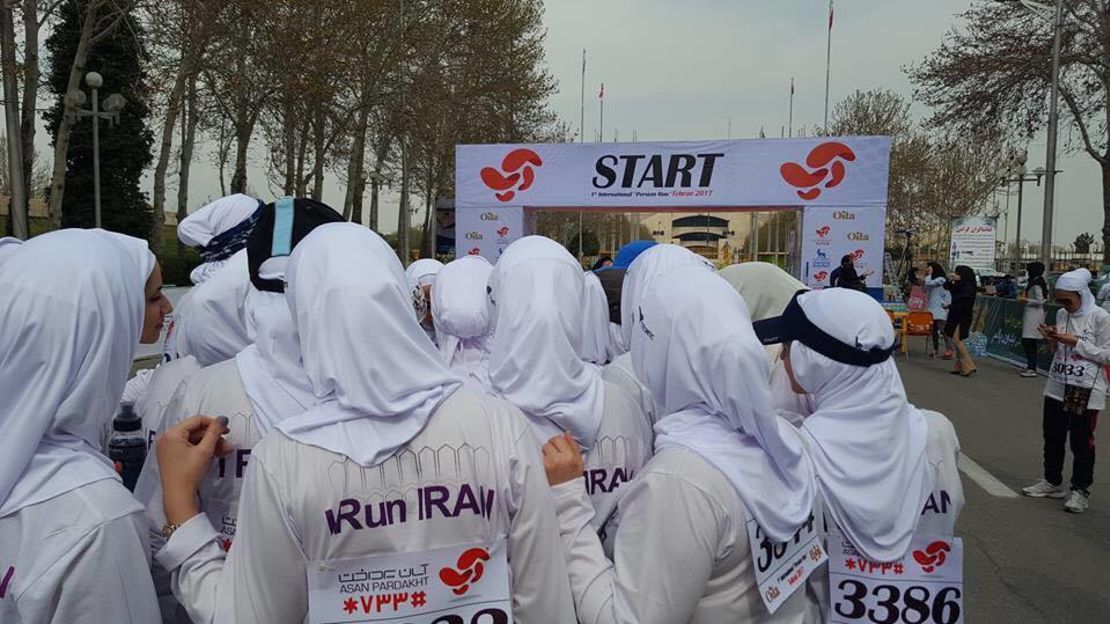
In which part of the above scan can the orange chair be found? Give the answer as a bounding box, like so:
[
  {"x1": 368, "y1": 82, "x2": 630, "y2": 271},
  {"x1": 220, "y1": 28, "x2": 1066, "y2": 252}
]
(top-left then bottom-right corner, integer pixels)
[{"x1": 902, "y1": 310, "x2": 934, "y2": 356}]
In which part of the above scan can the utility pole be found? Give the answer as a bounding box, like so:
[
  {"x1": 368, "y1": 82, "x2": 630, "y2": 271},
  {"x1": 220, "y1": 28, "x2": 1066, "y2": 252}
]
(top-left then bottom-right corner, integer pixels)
[{"x1": 1040, "y1": 0, "x2": 1063, "y2": 263}]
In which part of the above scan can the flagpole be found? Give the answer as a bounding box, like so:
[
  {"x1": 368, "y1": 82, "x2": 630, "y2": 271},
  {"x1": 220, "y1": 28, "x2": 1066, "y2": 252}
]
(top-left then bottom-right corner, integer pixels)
[
  {"x1": 579, "y1": 49, "x2": 586, "y2": 143},
  {"x1": 789, "y1": 77, "x2": 795, "y2": 137},
  {"x1": 823, "y1": 0, "x2": 833, "y2": 133},
  {"x1": 599, "y1": 83, "x2": 604, "y2": 143}
]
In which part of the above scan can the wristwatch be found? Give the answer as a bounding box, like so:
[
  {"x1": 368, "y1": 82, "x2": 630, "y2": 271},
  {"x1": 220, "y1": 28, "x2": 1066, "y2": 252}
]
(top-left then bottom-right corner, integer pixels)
[{"x1": 162, "y1": 521, "x2": 182, "y2": 540}]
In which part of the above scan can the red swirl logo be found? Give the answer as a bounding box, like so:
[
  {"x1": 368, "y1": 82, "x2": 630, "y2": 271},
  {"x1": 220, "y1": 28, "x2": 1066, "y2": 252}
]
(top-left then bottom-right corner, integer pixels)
[
  {"x1": 912, "y1": 541, "x2": 952, "y2": 573},
  {"x1": 496, "y1": 226, "x2": 510, "y2": 237},
  {"x1": 816, "y1": 225, "x2": 831, "y2": 238},
  {"x1": 781, "y1": 142, "x2": 856, "y2": 201},
  {"x1": 467, "y1": 247, "x2": 481, "y2": 256},
  {"x1": 480, "y1": 149, "x2": 543, "y2": 202},
  {"x1": 438, "y1": 547, "x2": 491, "y2": 596},
  {"x1": 813, "y1": 271, "x2": 829, "y2": 282},
  {"x1": 852, "y1": 248, "x2": 865, "y2": 260}
]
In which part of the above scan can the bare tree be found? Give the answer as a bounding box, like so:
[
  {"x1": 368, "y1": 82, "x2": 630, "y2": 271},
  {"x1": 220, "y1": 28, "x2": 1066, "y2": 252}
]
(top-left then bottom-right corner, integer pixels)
[{"x1": 910, "y1": 1, "x2": 1110, "y2": 262}]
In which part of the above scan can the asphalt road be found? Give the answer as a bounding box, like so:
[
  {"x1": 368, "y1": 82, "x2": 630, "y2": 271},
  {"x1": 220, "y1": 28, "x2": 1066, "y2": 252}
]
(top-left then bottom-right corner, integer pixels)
[{"x1": 896, "y1": 340, "x2": 1110, "y2": 623}]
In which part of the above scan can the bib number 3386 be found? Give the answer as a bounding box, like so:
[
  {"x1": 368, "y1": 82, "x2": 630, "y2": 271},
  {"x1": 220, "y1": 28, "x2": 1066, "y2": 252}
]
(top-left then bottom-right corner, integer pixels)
[{"x1": 828, "y1": 530, "x2": 963, "y2": 624}]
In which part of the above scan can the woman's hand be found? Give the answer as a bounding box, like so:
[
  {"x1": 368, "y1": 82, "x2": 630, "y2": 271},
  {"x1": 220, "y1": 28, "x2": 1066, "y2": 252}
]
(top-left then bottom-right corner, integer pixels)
[
  {"x1": 542, "y1": 432, "x2": 584, "y2": 486},
  {"x1": 1053, "y1": 332, "x2": 1079, "y2": 347},
  {"x1": 157, "y1": 415, "x2": 231, "y2": 525}
]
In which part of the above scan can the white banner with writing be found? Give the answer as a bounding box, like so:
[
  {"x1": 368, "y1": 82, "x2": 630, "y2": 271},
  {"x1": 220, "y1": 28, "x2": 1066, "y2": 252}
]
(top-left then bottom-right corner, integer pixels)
[
  {"x1": 455, "y1": 206, "x2": 525, "y2": 263},
  {"x1": 800, "y1": 205, "x2": 886, "y2": 290},
  {"x1": 949, "y1": 216, "x2": 997, "y2": 274}
]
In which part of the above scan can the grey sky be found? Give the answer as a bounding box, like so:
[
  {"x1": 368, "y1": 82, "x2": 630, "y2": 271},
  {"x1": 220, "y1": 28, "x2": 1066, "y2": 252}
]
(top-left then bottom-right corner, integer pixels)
[{"x1": 26, "y1": 0, "x2": 1102, "y2": 248}]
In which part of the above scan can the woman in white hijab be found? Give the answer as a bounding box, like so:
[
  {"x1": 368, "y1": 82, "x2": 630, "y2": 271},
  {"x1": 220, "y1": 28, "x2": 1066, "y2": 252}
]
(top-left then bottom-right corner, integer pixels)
[
  {"x1": 1023, "y1": 268, "x2": 1110, "y2": 513},
  {"x1": 407, "y1": 257, "x2": 444, "y2": 343},
  {"x1": 154, "y1": 224, "x2": 575, "y2": 623},
  {"x1": 542, "y1": 267, "x2": 819, "y2": 623},
  {"x1": 489, "y1": 236, "x2": 652, "y2": 551},
  {"x1": 0, "y1": 229, "x2": 170, "y2": 623},
  {"x1": 581, "y1": 271, "x2": 615, "y2": 365},
  {"x1": 177, "y1": 193, "x2": 262, "y2": 286},
  {"x1": 754, "y1": 288, "x2": 962, "y2": 620},
  {"x1": 432, "y1": 255, "x2": 496, "y2": 392},
  {"x1": 719, "y1": 262, "x2": 814, "y2": 420},
  {"x1": 604, "y1": 244, "x2": 715, "y2": 427}
]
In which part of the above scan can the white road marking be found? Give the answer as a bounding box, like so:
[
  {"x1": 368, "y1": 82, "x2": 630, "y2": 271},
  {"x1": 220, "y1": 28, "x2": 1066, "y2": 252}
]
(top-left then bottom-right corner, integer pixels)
[{"x1": 958, "y1": 452, "x2": 1019, "y2": 498}]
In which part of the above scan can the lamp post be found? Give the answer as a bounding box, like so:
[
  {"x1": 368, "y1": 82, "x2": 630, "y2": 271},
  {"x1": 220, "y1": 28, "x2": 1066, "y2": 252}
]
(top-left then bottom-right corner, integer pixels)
[
  {"x1": 66, "y1": 71, "x2": 125, "y2": 229},
  {"x1": 1000, "y1": 151, "x2": 1046, "y2": 265}
]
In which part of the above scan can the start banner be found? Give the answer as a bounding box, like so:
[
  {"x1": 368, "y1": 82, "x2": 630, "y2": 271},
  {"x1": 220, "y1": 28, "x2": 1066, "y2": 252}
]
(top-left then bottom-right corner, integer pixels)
[
  {"x1": 455, "y1": 137, "x2": 891, "y2": 210},
  {"x1": 800, "y1": 205, "x2": 885, "y2": 290}
]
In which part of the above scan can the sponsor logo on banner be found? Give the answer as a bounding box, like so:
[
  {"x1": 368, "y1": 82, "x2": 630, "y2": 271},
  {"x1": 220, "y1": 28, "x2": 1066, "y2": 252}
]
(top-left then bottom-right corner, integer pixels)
[
  {"x1": 480, "y1": 212, "x2": 499, "y2": 221},
  {"x1": 465, "y1": 231, "x2": 483, "y2": 240},
  {"x1": 816, "y1": 225, "x2": 832, "y2": 246},
  {"x1": 833, "y1": 210, "x2": 856, "y2": 220},
  {"x1": 813, "y1": 271, "x2": 829, "y2": 282},
  {"x1": 480, "y1": 148, "x2": 543, "y2": 203},
  {"x1": 812, "y1": 248, "x2": 831, "y2": 269},
  {"x1": 591, "y1": 152, "x2": 725, "y2": 199},
  {"x1": 780, "y1": 142, "x2": 857, "y2": 201},
  {"x1": 467, "y1": 247, "x2": 481, "y2": 256},
  {"x1": 852, "y1": 248, "x2": 865, "y2": 260},
  {"x1": 496, "y1": 226, "x2": 510, "y2": 238},
  {"x1": 847, "y1": 232, "x2": 869, "y2": 241}
]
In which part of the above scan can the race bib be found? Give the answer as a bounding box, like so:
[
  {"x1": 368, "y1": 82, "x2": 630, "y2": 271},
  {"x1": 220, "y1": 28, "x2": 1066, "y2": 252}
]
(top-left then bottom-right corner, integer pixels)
[
  {"x1": 307, "y1": 540, "x2": 511, "y2": 624},
  {"x1": 1049, "y1": 349, "x2": 1100, "y2": 389},
  {"x1": 747, "y1": 513, "x2": 827, "y2": 614},
  {"x1": 828, "y1": 529, "x2": 963, "y2": 624}
]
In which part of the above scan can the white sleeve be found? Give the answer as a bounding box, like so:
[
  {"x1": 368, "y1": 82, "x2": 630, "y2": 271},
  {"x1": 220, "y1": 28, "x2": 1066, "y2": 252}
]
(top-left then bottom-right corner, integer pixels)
[
  {"x1": 505, "y1": 430, "x2": 577, "y2": 622},
  {"x1": 552, "y1": 472, "x2": 721, "y2": 624},
  {"x1": 28, "y1": 512, "x2": 161, "y2": 624},
  {"x1": 122, "y1": 368, "x2": 155, "y2": 404},
  {"x1": 157, "y1": 454, "x2": 309, "y2": 623},
  {"x1": 1075, "y1": 313, "x2": 1110, "y2": 365}
]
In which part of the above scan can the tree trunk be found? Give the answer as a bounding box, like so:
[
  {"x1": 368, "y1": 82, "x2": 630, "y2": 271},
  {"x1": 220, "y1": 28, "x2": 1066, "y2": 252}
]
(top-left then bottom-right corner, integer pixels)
[
  {"x1": 229, "y1": 106, "x2": 253, "y2": 194},
  {"x1": 20, "y1": 0, "x2": 39, "y2": 204},
  {"x1": 295, "y1": 121, "x2": 309, "y2": 197},
  {"x1": 46, "y1": 0, "x2": 101, "y2": 225},
  {"x1": 176, "y1": 77, "x2": 199, "y2": 258},
  {"x1": 368, "y1": 135, "x2": 390, "y2": 232},
  {"x1": 151, "y1": 49, "x2": 196, "y2": 254},
  {"x1": 344, "y1": 106, "x2": 370, "y2": 220},
  {"x1": 281, "y1": 98, "x2": 295, "y2": 195},
  {"x1": 311, "y1": 108, "x2": 326, "y2": 201}
]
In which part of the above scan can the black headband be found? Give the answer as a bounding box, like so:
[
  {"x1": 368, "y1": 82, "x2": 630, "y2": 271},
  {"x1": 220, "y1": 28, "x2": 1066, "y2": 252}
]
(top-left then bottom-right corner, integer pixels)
[{"x1": 752, "y1": 290, "x2": 894, "y2": 366}]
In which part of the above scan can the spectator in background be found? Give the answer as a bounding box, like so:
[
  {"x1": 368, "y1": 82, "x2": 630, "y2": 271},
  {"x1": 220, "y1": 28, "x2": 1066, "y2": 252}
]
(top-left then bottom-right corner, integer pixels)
[
  {"x1": 1097, "y1": 280, "x2": 1110, "y2": 313},
  {"x1": 902, "y1": 266, "x2": 921, "y2": 301},
  {"x1": 830, "y1": 254, "x2": 872, "y2": 292},
  {"x1": 591, "y1": 255, "x2": 613, "y2": 271},
  {"x1": 945, "y1": 264, "x2": 979, "y2": 376},
  {"x1": 924, "y1": 261, "x2": 954, "y2": 359},
  {"x1": 1019, "y1": 261, "x2": 1048, "y2": 378},
  {"x1": 998, "y1": 274, "x2": 1018, "y2": 299}
]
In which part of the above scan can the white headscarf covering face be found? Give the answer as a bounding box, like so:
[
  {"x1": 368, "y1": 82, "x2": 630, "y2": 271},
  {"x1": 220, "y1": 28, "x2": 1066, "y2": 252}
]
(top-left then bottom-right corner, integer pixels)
[
  {"x1": 620, "y1": 244, "x2": 715, "y2": 348},
  {"x1": 720, "y1": 262, "x2": 808, "y2": 366},
  {"x1": 406, "y1": 258, "x2": 444, "y2": 287},
  {"x1": 581, "y1": 272, "x2": 613, "y2": 365},
  {"x1": 174, "y1": 249, "x2": 253, "y2": 366},
  {"x1": 789, "y1": 288, "x2": 933, "y2": 562},
  {"x1": 432, "y1": 256, "x2": 495, "y2": 392},
  {"x1": 0, "y1": 229, "x2": 154, "y2": 516},
  {"x1": 1055, "y1": 268, "x2": 1097, "y2": 318},
  {"x1": 488, "y1": 236, "x2": 605, "y2": 449},
  {"x1": 0, "y1": 236, "x2": 22, "y2": 267},
  {"x1": 276, "y1": 223, "x2": 461, "y2": 467},
  {"x1": 235, "y1": 288, "x2": 316, "y2": 434},
  {"x1": 636, "y1": 268, "x2": 816, "y2": 542}
]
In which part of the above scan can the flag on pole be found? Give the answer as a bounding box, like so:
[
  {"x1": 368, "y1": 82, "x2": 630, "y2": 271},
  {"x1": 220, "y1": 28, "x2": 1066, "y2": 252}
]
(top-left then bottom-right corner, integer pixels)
[
  {"x1": 790, "y1": 77, "x2": 795, "y2": 95},
  {"x1": 582, "y1": 49, "x2": 587, "y2": 73},
  {"x1": 828, "y1": 0, "x2": 834, "y2": 30},
  {"x1": 598, "y1": 83, "x2": 605, "y2": 99}
]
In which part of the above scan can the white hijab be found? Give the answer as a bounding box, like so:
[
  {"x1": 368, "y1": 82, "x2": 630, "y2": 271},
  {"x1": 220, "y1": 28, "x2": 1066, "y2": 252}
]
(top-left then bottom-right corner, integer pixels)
[
  {"x1": 1056, "y1": 269, "x2": 1097, "y2": 318},
  {"x1": 174, "y1": 249, "x2": 253, "y2": 366},
  {"x1": 488, "y1": 236, "x2": 605, "y2": 449},
  {"x1": 620, "y1": 244, "x2": 715, "y2": 348},
  {"x1": 720, "y1": 262, "x2": 807, "y2": 364},
  {"x1": 276, "y1": 223, "x2": 462, "y2": 466},
  {"x1": 0, "y1": 229, "x2": 154, "y2": 517},
  {"x1": 235, "y1": 288, "x2": 316, "y2": 434},
  {"x1": 790, "y1": 288, "x2": 933, "y2": 562},
  {"x1": 0, "y1": 236, "x2": 22, "y2": 267},
  {"x1": 432, "y1": 256, "x2": 495, "y2": 392},
  {"x1": 637, "y1": 268, "x2": 816, "y2": 542},
  {"x1": 178, "y1": 194, "x2": 260, "y2": 285},
  {"x1": 581, "y1": 271, "x2": 613, "y2": 365},
  {"x1": 406, "y1": 258, "x2": 444, "y2": 287}
]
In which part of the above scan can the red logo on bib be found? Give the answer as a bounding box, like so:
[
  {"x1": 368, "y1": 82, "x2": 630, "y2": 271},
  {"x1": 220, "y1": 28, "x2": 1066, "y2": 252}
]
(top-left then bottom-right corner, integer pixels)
[
  {"x1": 912, "y1": 540, "x2": 951, "y2": 573},
  {"x1": 781, "y1": 142, "x2": 856, "y2": 201},
  {"x1": 438, "y1": 547, "x2": 491, "y2": 596},
  {"x1": 480, "y1": 149, "x2": 543, "y2": 203}
]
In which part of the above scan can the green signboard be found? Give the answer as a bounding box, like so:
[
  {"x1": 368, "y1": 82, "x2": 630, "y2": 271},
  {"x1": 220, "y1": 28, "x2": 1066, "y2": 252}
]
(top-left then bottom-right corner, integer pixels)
[{"x1": 971, "y1": 296, "x2": 1059, "y2": 371}]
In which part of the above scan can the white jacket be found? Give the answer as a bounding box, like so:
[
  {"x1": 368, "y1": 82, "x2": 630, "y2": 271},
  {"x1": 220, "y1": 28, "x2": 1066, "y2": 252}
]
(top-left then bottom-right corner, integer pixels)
[
  {"x1": 1045, "y1": 306, "x2": 1110, "y2": 411},
  {"x1": 0, "y1": 478, "x2": 160, "y2": 623},
  {"x1": 155, "y1": 389, "x2": 575, "y2": 624},
  {"x1": 553, "y1": 447, "x2": 809, "y2": 623}
]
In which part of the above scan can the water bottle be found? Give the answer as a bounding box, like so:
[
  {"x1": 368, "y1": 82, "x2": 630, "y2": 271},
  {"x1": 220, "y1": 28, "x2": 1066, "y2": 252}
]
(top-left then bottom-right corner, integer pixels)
[{"x1": 108, "y1": 402, "x2": 146, "y2": 492}]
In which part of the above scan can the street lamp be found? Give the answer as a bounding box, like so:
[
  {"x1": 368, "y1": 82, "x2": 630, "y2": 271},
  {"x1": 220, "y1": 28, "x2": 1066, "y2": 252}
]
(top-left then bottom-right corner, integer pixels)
[
  {"x1": 66, "y1": 71, "x2": 126, "y2": 229},
  {"x1": 1000, "y1": 151, "x2": 1045, "y2": 264}
]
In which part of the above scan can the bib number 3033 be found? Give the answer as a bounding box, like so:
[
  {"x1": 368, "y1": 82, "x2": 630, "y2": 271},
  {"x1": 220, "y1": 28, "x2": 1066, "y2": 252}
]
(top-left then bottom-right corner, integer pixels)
[
  {"x1": 828, "y1": 531, "x2": 963, "y2": 624},
  {"x1": 747, "y1": 513, "x2": 827, "y2": 615},
  {"x1": 306, "y1": 540, "x2": 511, "y2": 624}
]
